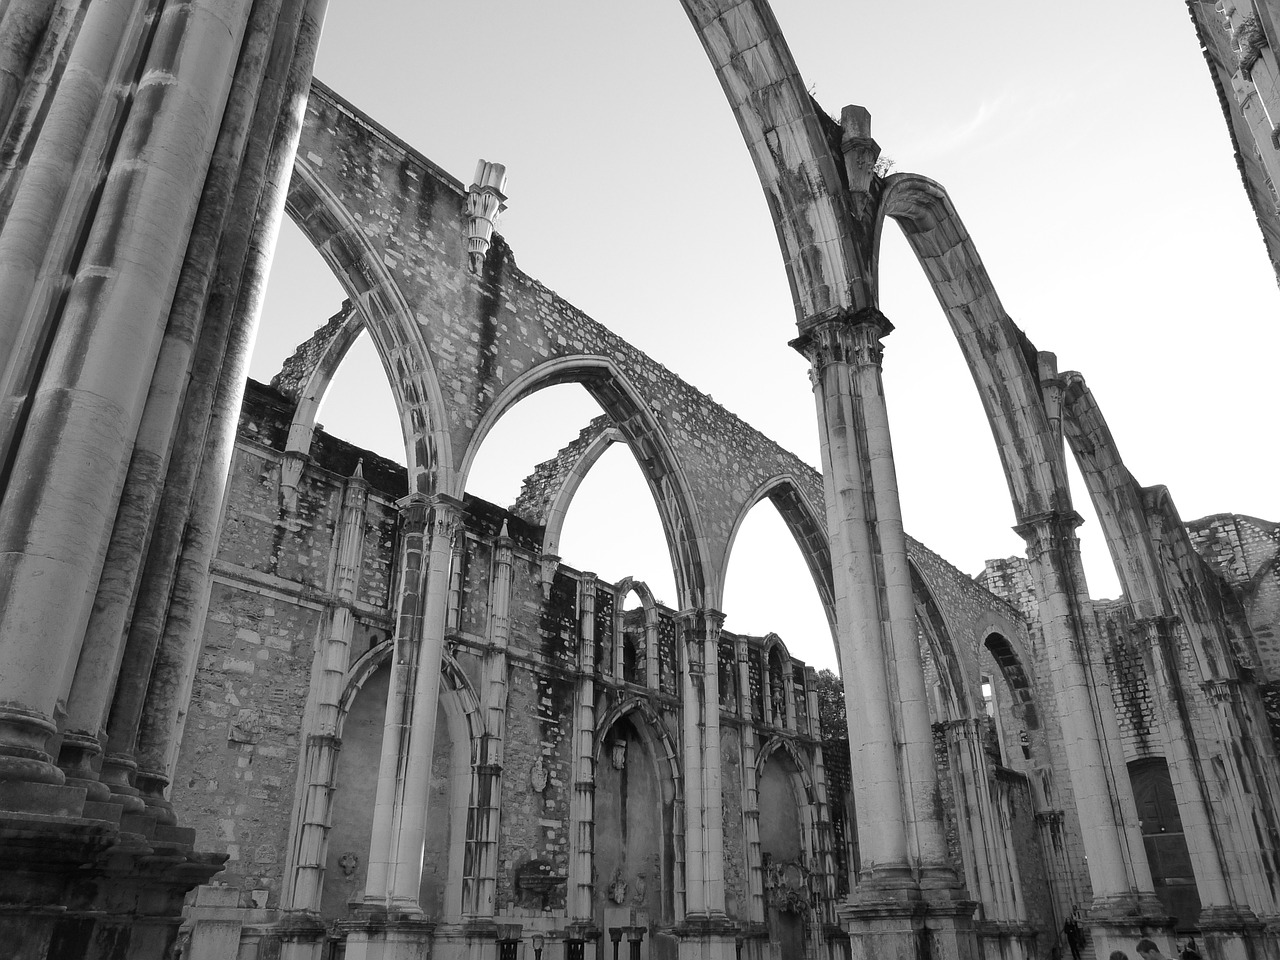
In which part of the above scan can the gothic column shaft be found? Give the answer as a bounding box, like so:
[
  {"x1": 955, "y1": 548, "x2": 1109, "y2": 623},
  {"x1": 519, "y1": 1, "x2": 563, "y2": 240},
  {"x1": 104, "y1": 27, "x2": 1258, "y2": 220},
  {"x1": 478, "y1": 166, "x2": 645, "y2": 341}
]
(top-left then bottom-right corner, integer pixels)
[
  {"x1": 0, "y1": 0, "x2": 252, "y2": 780},
  {"x1": 944, "y1": 719, "x2": 1002, "y2": 918},
  {"x1": 0, "y1": 0, "x2": 57, "y2": 142},
  {"x1": 568, "y1": 573, "x2": 598, "y2": 921},
  {"x1": 699, "y1": 610, "x2": 727, "y2": 913},
  {"x1": 111, "y1": 0, "x2": 327, "y2": 811},
  {"x1": 364, "y1": 495, "x2": 429, "y2": 903},
  {"x1": 1019, "y1": 516, "x2": 1143, "y2": 902},
  {"x1": 807, "y1": 668, "x2": 839, "y2": 925},
  {"x1": 737, "y1": 637, "x2": 765, "y2": 924},
  {"x1": 847, "y1": 316, "x2": 952, "y2": 875},
  {"x1": 467, "y1": 525, "x2": 513, "y2": 917},
  {"x1": 0, "y1": 0, "x2": 151, "y2": 426},
  {"x1": 681, "y1": 623, "x2": 706, "y2": 915},
  {"x1": 795, "y1": 314, "x2": 910, "y2": 881},
  {"x1": 285, "y1": 465, "x2": 369, "y2": 913},
  {"x1": 59, "y1": 0, "x2": 290, "y2": 783},
  {"x1": 386, "y1": 494, "x2": 462, "y2": 908}
]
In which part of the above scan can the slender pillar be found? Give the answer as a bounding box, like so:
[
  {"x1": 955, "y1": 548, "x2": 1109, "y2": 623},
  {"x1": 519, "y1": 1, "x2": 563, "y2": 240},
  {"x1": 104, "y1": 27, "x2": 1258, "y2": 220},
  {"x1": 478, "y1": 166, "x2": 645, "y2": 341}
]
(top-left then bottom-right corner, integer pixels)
[
  {"x1": 568, "y1": 573, "x2": 599, "y2": 922},
  {"x1": 387, "y1": 494, "x2": 462, "y2": 910},
  {"x1": 285, "y1": 461, "x2": 369, "y2": 918},
  {"x1": 791, "y1": 311, "x2": 912, "y2": 888},
  {"x1": 737, "y1": 636, "x2": 765, "y2": 925},
  {"x1": 680, "y1": 615, "x2": 707, "y2": 918},
  {"x1": 464, "y1": 520, "x2": 513, "y2": 919},
  {"x1": 806, "y1": 667, "x2": 839, "y2": 927},
  {"x1": 845, "y1": 315, "x2": 955, "y2": 882}
]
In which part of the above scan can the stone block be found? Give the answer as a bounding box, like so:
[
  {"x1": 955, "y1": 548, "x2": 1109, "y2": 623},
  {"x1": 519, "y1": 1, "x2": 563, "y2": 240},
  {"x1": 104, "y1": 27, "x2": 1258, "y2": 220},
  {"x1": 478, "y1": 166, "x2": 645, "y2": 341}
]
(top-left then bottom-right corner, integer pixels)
[{"x1": 0, "y1": 780, "x2": 86, "y2": 818}]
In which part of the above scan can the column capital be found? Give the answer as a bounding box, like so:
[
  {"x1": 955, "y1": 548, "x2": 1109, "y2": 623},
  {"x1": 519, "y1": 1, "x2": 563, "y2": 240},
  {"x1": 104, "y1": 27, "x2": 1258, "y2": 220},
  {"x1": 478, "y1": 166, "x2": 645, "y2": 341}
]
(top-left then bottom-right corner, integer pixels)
[
  {"x1": 429, "y1": 493, "x2": 465, "y2": 541},
  {"x1": 1013, "y1": 509, "x2": 1084, "y2": 547},
  {"x1": 395, "y1": 492, "x2": 431, "y2": 527},
  {"x1": 789, "y1": 306, "x2": 894, "y2": 371},
  {"x1": 677, "y1": 607, "x2": 725, "y2": 639}
]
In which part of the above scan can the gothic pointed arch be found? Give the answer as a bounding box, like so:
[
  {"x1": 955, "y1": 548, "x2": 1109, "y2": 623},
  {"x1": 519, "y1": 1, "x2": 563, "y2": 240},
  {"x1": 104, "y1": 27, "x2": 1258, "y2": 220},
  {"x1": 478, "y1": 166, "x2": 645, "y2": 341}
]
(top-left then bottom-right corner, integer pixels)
[
  {"x1": 679, "y1": 0, "x2": 872, "y2": 316},
  {"x1": 285, "y1": 159, "x2": 453, "y2": 496},
  {"x1": 874, "y1": 172, "x2": 1070, "y2": 524},
  {"x1": 909, "y1": 560, "x2": 975, "y2": 720},
  {"x1": 722, "y1": 473, "x2": 836, "y2": 639},
  {"x1": 461, "y1": 356, "x2": 712, "y2": 610}
]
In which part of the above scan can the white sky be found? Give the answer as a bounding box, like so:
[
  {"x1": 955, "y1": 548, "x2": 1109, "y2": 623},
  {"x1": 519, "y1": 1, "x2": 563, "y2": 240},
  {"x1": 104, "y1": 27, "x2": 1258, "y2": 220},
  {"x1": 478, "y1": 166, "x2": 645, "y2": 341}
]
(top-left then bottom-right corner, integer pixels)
[{"x1": 253, "y1": 0, "x2": 1279, "y2": 671}]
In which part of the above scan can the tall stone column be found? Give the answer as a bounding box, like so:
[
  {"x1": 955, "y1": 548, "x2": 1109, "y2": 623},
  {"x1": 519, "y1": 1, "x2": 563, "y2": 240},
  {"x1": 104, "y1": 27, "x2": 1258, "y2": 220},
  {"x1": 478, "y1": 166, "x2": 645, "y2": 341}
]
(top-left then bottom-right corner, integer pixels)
[
  {"x1": 737, "y1": 637, "x2": 765, "y2": 926},
  {"x1": 568, "y1": 573, "x2": 599, "y2": 923},
  {"x1": 463, "y1": 521, "x2": 513, "y2": 922},
  {"x1": 0, "y1": 0, "x2": 253, "y2": 792},
  {"x1": 794, "y1": 309, "x2": 978, "y2": 960},
  {"x1": 676, "y1": 609, "x2": 735, "y2": 960},
  {"x1": 282, "y1": 461, "x2": 369, "y2": 946},
  {"x1": 1016, "y1": 512, "x2": 1166, "y2": 953},
  {"x1": 347, "y1": 493, "x2": 461, "y2": 960},
  {"x1": 791, "y1": 312, "x2": 910, "y2": 890}
]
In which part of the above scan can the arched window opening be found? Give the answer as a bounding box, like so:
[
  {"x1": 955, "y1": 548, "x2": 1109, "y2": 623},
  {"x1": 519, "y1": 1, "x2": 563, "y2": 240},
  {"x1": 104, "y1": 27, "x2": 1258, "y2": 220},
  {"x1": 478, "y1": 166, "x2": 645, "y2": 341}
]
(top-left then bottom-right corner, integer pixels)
[
  {"x1": 768, "y1": 647, "x2": 787, "y2": 728},
  {"x1": 723, "y1": 498, "x2": 832, "y2": 671},
  {"x1": 557, "y1": 443, "x2": 677, "y2": 607},
  {"x1": 622, "y1": 634, "x2": 640, "y2": 686}
]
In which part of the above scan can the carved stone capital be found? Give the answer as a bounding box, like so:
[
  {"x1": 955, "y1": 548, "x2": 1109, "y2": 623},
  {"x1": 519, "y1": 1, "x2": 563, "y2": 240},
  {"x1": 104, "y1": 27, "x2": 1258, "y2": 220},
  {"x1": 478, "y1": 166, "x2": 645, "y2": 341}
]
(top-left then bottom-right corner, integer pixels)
[
  {"x1": 1013, "y1": 509, "x2": 1084, "y2": 551},
  {"x1": 395, "y1": 492, "x2": 431, "y2": 529},
  {"x1": 790, "y1": 307, "x2": 894, "y2": 374},
  {"x1": 429, "y1": 493, "x2": 465, "y2": 543}
]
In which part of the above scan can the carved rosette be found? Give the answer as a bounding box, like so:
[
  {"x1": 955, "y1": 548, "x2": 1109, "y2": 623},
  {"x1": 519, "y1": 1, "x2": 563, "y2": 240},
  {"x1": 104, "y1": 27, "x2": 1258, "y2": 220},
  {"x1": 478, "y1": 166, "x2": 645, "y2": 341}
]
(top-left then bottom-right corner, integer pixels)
[{"x1": 465, "y1": 159, "x2": 508, "y2": 274}]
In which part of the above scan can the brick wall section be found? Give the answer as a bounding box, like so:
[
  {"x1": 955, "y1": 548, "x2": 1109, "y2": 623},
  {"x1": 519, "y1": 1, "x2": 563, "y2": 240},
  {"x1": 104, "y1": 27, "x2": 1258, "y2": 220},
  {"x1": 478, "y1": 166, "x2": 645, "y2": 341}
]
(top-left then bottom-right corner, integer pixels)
[{"x1": 1187, "y1": 514, "x2": 1280, "y2": 677}]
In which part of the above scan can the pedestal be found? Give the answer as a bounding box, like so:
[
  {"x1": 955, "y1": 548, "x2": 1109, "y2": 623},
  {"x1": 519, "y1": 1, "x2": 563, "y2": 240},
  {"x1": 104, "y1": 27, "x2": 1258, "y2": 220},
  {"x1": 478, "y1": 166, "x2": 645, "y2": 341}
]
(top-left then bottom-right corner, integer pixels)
[
  {"x1": 839, "y1": 890, "x2": 979, "y2": 960},
  {"x1": 1197, "y1": 906, "x2": 1268, "y2": 960},
  {"x1": 340, "y1": 911, "x2": 436, "y2": 960},
  {"x1": 1084, "y1": 897, "x2": 1175, "y2": 960},
  {"x1": 675, "y1": 914, "x2": 739, "y2": 960}
]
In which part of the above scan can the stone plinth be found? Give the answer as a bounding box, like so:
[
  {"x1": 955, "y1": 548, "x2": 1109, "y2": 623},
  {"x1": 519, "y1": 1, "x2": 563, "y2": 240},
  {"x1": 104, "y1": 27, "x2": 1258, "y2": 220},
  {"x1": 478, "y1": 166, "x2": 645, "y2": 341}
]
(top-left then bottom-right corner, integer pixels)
[
  {"x1": 674, "y1": 914, "x2": 739, "y2": 960},
  {"x1": 0, "y1": 805, "x2": 224, "y2": 960},
  {"x1": 339, "y1": 911, "x2": 436, "y2": 960},
  {"x1": 840, "y1": 890, "x2": 980, "y2": 960}
]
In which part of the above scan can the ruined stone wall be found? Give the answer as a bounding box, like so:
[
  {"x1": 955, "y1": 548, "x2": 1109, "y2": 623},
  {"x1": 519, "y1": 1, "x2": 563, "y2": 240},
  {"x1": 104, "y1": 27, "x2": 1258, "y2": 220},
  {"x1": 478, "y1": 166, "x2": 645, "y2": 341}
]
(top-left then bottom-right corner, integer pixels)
[
  {"x1": 1187, "y1": 514, "x2": 1280, "y2": 677},
  {"x1": 169, "y1": 376, "x2": 1102, "y2": 940}
]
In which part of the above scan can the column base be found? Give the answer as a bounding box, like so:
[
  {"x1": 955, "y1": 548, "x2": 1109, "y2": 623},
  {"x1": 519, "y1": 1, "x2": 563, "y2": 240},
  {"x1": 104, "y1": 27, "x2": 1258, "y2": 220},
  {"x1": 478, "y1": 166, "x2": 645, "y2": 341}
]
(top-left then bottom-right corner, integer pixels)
[
  {"x1": 339, "y1": 911, "x2": 436, "y2": 960},
  {"x1": 1084, "y1": 896, "x2": 1174, "y2": 959},
  {"x1": 674, "y1": 913, "x2": 739, "y2": 960},
  {"x1": 839, "y1": 889, "x2": 979, "y2": 960},
  {"x1": 1195, "y1": 905, "x2": 1266, "y2": 960}
]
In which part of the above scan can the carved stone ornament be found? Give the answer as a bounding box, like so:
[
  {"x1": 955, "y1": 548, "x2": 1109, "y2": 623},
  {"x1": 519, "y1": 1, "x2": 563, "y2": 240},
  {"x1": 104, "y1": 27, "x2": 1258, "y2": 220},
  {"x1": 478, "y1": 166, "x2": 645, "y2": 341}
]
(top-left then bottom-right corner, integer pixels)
[
  {"x1": 763, "y1": 855, "x2": 811, "y2": 914},
  {"x1": 610, "y1": 738, "x2": 627, "y2": 771},
  {"x1": 465, "y1": 160, "x2": 508, "y2": 274},
  {"x1": 608, "y1": 867, "x2": 628, "y2": 904},
  {"x1": 530, "y1": 758, "x2": 548, "y2": 793},
  {"x1": 339, "y1": 852, "x2": 359, "y2": 878}
]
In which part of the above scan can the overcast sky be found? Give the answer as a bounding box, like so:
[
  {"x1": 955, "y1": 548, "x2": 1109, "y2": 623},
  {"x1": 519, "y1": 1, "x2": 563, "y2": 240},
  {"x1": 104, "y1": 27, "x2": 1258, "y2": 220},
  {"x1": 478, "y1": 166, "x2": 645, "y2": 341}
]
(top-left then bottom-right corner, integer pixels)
[{"x1": 253, "y1": 0, "x2": 1278, "y2": 671}]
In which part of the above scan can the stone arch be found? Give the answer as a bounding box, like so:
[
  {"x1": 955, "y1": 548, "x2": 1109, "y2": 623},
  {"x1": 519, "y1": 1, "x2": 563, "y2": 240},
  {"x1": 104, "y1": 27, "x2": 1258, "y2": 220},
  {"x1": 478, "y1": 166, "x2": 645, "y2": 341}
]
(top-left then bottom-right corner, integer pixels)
[
  {"x1": 461, "y1": 356, "x2": 711, "y2": 610},
  {"x1": 984, "y1": 632, "x2": 1040, "y2": 731},
  {"x1": 337, "y1": 639, "x2": 482, "y2": 749},
  {"x1": 285, "y1": 159, "x2": 453, "y2": 495},
  {"x1": 680, "y1": 0, "x2": 870, "y2": 318},
  {"x1": 276, "y1": 300, "x2": 368, "y2": 458},
  {"x1": 721, "y1": 474, "x2": 836, "y2": 643},
  {"x1": 756, "y1": 735, "x2": 816, "y2": 802},
  {"x1": 593, "y1": 696, "x2": 683, "y2": 922},
  {"x1": 541, "y1": 423, "x2": 625, "y2": 558},
  {"x1": 322, "y1": 641, "x2": 480, "y2": 920},
  {"x1": 909, "y1": 560, "x2": 975, "y2": 720},
  {"x1": 594, "y1": 696, "x2": 683, "y2": 798},
  {"x1": 875, "y1": 172, "x2": 1070, "y2": 523},
  {"x1": 614, "y1": 577, "x2": 659, "y2": 688}
]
